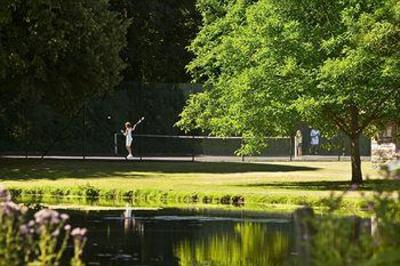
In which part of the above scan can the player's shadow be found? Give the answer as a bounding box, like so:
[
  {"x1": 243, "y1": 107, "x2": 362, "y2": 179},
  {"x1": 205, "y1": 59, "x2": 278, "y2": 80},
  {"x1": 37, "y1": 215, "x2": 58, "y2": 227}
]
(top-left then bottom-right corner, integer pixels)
[
  {"x1": 126, "y1": 161, "x2": 319, "y2": 174},
  {"x1": 0, "y1": 159, "x2": 319, "y2": 180},
  {"x1": 241, "y1": 179, "x2": 400, "y2": 192}
]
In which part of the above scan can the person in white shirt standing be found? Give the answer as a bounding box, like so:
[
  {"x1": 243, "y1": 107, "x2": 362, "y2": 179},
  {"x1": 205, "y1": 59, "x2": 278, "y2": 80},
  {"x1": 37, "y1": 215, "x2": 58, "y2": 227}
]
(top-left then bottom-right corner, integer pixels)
[
  {"x1": 310, "y1": 129, "x2": 320, "y2": 155},
  {"x1": 123, "y1": 122, "x2": 135, "y2": 159},
  {"x1": 122, "y1": 117, "x2": 145, "y2": 160},
  {"x1": 295, "y1": 130, "x2": 303, "y2": 158}
]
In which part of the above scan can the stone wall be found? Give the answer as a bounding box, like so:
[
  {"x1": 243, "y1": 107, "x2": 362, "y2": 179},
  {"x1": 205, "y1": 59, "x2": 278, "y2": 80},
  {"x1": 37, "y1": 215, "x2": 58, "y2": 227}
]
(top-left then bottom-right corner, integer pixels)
[{"x1": 371, "y1": 123, "x2": 399, "y2": 163}]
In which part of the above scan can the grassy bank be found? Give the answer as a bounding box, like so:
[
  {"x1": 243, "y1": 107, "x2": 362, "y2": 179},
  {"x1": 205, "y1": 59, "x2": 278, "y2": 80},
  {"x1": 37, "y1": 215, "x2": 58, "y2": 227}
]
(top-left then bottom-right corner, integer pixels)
[{"x1": 0, "y1": 159, "x2": 393, "y2": 211}]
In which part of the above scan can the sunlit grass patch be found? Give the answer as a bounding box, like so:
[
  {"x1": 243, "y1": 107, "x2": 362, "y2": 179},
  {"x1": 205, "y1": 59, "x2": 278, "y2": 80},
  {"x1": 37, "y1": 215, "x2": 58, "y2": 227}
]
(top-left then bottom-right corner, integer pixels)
[{"x1": 0, "y1": 159, "x2": 382, "y2": 211}]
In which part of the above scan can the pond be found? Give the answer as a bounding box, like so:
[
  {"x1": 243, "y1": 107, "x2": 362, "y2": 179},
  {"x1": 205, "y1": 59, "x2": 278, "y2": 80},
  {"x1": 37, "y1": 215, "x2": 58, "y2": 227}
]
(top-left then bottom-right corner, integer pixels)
[{"x1": 61, "y1": 207, "x2": 304, "y2": 266}]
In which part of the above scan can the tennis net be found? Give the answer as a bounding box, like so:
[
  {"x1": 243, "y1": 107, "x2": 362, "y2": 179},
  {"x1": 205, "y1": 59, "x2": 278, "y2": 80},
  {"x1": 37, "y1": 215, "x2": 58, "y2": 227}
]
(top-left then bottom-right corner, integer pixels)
[{"x1": 114, "y1": 134, "x2": 293, "y2": 160}]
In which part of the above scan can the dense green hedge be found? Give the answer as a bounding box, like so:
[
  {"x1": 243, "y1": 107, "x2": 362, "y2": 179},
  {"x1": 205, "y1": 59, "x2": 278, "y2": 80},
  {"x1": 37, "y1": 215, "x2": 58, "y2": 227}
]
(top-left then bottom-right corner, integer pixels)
[
  {"x1": 0, "y1": 81, "x2": 370, "y2": 157},
  {"x1": 0, "y1": 82, "x2": 195, "y2": 155}
]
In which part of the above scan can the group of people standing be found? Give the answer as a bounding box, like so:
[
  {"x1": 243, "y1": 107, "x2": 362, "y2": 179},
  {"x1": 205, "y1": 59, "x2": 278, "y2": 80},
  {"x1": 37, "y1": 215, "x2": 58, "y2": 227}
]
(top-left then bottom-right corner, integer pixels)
[{"x1": 295, "y1": 128, "x2": 320, "y2": 158}]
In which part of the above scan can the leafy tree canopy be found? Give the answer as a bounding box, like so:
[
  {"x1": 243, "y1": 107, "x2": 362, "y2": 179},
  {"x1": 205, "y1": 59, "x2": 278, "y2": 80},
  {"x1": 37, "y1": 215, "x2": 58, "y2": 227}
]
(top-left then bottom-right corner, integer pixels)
[
  {"x1": 0, "y1": 0, "x2": 130, "y2": 114},
  {"x1": 110, "y1": 0, "x2": 201, "y2": 83},
  {"x1": 178, "y1": 0, "x2": 400, "y2": 183}
]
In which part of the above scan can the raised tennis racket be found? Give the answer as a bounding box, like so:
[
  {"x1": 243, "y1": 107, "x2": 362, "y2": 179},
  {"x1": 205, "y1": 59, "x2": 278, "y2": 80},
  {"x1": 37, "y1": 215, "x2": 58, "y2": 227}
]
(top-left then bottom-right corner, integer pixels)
[
  {"x1": 121, "y1": 117, "x2": 145, "y2": 134},
  {"x1": 133, "y1": 117, "x2": 145, "y2": 128}
]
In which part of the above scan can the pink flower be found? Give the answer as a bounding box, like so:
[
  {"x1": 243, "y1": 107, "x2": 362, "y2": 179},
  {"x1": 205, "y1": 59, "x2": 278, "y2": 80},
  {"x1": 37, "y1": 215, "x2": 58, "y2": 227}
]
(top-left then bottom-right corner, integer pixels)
[
  {"x1": 52, "y1": 229, "x2": 60, "y2": 237},
  {"x1": 71, "y1": 227, "x2": 88, "y2": 241},
  {"x1": 20, "y1": 224, "x2": 30, "y2": 235},
  {"x1": 1, "y1": 201, "x2": 21, "y2": 216},
  {"x1": 34, "y1": 209, "x2": 60, "y2": 225},
  {"x1": 60, "y1": 213, "x2": 69, "y2": 221},
  {"x1": 20, "y1": 220, "x2": 36, "y2": 236},
  {"x1": 0, "y1": 186, "x2": 11, "y2": 202},
  {"x1": 64, "y1": 224, "x2": 71, "y2": 231}
]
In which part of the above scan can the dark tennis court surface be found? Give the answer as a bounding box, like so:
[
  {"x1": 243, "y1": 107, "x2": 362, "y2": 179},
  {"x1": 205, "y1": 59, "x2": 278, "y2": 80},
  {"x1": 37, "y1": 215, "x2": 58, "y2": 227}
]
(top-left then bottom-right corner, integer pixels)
[{"x1": 1, "y1": 154, "x2": 371, "y2": 162}]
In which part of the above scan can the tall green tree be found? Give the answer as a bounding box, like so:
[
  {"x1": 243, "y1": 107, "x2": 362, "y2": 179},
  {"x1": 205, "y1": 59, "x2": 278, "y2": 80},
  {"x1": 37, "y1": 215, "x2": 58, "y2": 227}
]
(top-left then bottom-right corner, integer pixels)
[
  {"x1": 178, "y1": 0, "x2": 400, "y2": 183},
  {"x1": 109, "y1": 0, "x2": 201, "y2": 83},
  {"x1": 0, "y1": 0, "x2": 130, "y2": 114}
]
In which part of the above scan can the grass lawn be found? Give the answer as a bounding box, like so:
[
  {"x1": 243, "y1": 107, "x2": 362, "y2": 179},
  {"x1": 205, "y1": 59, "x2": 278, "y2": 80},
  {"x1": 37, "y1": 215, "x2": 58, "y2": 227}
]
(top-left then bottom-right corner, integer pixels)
[{"x1": 0, "y1": 159, "x2": 394, "y2": 210}]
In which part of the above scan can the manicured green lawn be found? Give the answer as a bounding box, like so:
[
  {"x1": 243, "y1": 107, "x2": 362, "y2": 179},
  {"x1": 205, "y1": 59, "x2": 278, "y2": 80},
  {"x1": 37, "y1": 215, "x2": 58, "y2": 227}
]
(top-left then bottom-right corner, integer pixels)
[{"x1": 0, "y1": 159, "x2": 393, "y2": 209}]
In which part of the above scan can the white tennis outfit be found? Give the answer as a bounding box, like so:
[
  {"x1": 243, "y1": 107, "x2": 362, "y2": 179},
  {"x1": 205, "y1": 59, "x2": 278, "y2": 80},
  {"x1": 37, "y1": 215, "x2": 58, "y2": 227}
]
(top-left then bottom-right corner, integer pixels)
[{"x1": 125, "y1": 128, "x2": 133, "y2": 146}]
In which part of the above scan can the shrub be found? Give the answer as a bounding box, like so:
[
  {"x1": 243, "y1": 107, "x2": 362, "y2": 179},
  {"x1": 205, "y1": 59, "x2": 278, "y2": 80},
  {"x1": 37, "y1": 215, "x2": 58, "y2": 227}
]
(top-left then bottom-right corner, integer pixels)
[
  {"x1": 104, "y1": 189, "x2": 117, "y2": 200},
  {"x1": 310, "y1": 163, "x2": 400, "y2": 265},
  {"x1": 122, "y1": 190, "x2": 135, "y2": 200},
  {"x1": 79, "y1": 184, "x2": 100, "y2": 199}
]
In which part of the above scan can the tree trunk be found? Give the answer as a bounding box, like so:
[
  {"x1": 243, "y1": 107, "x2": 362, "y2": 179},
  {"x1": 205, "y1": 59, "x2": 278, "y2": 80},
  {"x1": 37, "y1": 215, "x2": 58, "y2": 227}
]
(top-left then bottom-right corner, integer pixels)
[{"x1": 350, "y1": 135, "x2": 362, "y2": 184}]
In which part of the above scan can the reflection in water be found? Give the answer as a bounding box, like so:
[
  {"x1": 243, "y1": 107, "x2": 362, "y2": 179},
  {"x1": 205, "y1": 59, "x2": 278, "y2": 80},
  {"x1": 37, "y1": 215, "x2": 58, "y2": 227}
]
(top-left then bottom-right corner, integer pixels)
[
  {"x1": 175, "y1": 222, "x2": 290, "y2": 266},
  {"x1": 63, "y1": 208, "x2": 297, "y2": 265},
  {"x1": 123, "y1": 207, "x2": 144, "y2": 234}
]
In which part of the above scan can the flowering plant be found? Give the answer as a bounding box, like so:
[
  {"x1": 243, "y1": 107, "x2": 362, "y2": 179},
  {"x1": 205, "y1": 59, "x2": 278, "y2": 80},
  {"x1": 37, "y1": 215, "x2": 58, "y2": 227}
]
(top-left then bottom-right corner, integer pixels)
[{"x1": 0, "y1": 186, "x2": 86, "y2": 266}]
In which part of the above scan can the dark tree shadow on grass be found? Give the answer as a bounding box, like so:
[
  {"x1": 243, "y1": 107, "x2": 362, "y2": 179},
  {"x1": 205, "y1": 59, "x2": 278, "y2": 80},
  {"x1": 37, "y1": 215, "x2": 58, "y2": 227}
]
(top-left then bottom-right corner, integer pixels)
[
  {"x1": 241, "y1": 179, "x2": 400, "y2": 192},
  {"x1": 0, "y1": 159, "x2": 319, "y2": 180}
]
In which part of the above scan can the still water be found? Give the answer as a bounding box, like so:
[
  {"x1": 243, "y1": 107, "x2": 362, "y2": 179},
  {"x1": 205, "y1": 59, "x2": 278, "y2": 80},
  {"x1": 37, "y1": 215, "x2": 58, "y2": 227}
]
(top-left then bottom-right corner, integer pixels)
[{"x1": 63, "y1": 208, "x2": 303, "y2": 266}]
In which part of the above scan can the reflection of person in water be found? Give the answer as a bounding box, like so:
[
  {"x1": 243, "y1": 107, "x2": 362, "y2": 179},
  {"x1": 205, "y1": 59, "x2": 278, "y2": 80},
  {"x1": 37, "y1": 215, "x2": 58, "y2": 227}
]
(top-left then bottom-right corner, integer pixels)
[
  {"x1": 123, "y1": 207, "x2": 134, "y2": 232},
  {"x1": 123, "y1": 208, "x2": 144, "y2": 234}
]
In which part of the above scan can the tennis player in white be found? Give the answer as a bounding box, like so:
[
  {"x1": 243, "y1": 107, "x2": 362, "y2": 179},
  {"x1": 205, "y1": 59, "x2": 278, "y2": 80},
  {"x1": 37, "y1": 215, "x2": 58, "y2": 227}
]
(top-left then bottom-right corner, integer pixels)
[
  {"x1": 122, "y1": 117, "x2": 144, "y2": 160},
  {"x1": 122, "y1": 122, "x2": 135, "y2": 159}
]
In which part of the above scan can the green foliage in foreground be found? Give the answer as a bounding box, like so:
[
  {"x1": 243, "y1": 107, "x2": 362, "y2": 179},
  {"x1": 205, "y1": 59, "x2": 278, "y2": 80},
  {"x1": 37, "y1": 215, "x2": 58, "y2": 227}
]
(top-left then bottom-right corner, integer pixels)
[
  {"x1": 311, "y1": 168, "x2": 400, "y2": 265},
  {"x1": 178, "y1": 0, "x2": 400, "y2": 183}
]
